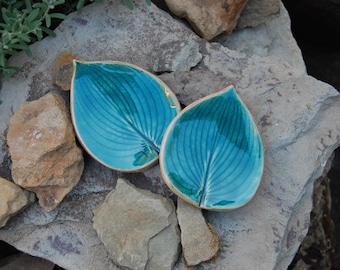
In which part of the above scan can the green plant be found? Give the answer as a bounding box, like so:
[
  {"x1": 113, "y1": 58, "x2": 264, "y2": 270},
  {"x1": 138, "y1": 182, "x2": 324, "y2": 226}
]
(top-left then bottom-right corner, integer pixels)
[
  {"x1": 0, "y1": 0, "x2": 67, "y2": 79},
  {"x1": 0, "y1": 0, "x2": 151, "y2": 81},
  {"x1": 74, "y1": 0, "x2": 103, "y2": 11},
  {"x1": 123, "y1": 0, "x2": 150, "y2": 10},
  {"x1": 0, "y1": 0, "x2": 106, "y2": 81}
]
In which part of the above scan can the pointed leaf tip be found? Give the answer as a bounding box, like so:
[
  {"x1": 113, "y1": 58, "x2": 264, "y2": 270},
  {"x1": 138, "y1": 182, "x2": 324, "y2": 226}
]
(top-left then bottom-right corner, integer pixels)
[{"x1": 160, "y1": 86, "x2": 264, "y2": 211}]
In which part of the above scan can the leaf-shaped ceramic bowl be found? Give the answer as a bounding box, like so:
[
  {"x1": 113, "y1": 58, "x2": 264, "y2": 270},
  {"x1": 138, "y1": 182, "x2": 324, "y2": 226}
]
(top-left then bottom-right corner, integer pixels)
[
  {"x1": 71, "y1": 60, "x2": 181, "y2": 172},
  {"x1": 160, "y1": 86, "x2": 264, "y2": 211}
]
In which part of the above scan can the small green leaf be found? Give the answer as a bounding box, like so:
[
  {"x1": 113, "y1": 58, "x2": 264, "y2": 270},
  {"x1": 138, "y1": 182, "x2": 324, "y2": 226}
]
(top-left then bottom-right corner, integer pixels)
[
  {"x1": 1, "y1": 10, "x2": 10, "y2": 24},
  {"x1": 49, "y1": 12, "x2": 68, "y2": 20},
  {"x1": 35, "y1": 28, "x2": 43, "y2": 40},
  {"x1": 21, "y1": 24, "x2": 31, "y2": 32},
  {"x1": 0, "y1": 54, "x2": 5, "y2": 67},
  {"x1": 11, "y1": 20, "x2": 19, "y2": 32},
  {"x1": 12, "y1": 8, "x2": 20, "y2": 18},
  {"x1": 32, "y1": 3, "x2": 47, "y2": 9},
  {"x1": 145, "y1": 0, "x2": 151, "y2": 6},
  {"x1": 54, "y1": 0, "x2": 66, "y2": 6},
  {"x1": 2, "y1": 73, "x2": 10, "y2": 81},
  {"x1": 9, "y1": 38, "x2": 23, "y2": 44},
  {"x1": 7, "y1": 50, "x2": 20, "y2": 57},
  {"x1": 11, "y1": 43, "x2": 28, "y2": 50},
  {"x1": 45, "y1": 13, "x2": 51, "y2": 27},
  {"x1": 26, "y1": 8, "x2": 40, "y2": 22},
  {"x1": 24, "y1": 0, "x2": 32, "y2": 11},
  {"x1": 76, "y1": 0, "x2": 85, "y2": 11},
  {"x1": 41, "y1": 26, "x2": 56, "y2": 37},
  {"x1": 24, "y1": 47, "x2": 32, "y2": 57},
  {"x1": 123, "y1": 0, "x2": 134, "y2": 10},
  {"x1": 6, "y1": 66, "x2": 20, "y2": 72},
  {"x1": 0, "y1": 23, "x2": 10, "y2": 30},
  {"x1": 29, "y1": 20, "x2": 42, "y2": 29},
  {"x1": 13, "y1": 1, "x2": 25, "y2": 10},
  {"x1": 17, "y1": 33, "x2": 31, "y2": 42}
]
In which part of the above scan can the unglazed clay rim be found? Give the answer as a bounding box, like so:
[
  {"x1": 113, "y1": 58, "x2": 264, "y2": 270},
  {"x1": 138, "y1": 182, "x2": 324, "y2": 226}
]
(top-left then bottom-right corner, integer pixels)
[
  {"x1": 159, "y1": 85, "x2": 264, "y2": 211},
  {"x1": 70, "y1": 60, "x2": 181, "y2": 172}
]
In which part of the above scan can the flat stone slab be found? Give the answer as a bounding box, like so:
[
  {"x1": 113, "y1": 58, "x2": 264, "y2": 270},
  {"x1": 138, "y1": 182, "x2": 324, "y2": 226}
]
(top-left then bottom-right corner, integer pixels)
[
  {"x1": 93, "y1": 178, "x2": 180, "y2": 270},
  {"x1": 0, "y1": 0, "x2": 339, "y2": 269}
]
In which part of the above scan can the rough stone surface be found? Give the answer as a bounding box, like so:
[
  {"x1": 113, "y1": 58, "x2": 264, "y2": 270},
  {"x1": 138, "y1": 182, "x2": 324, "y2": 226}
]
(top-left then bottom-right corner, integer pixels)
[
  {"x1": 236, "y1": 0, "x2": 281, "y2": 28},
  {"x1": 153, "y1": 39, "x2": 202, "y2": 72},
  {"x1": 53, "y1": 51, "x2": 83, "y2": 91},
  {"x1": 0, "y1": 0, "x2": 339, "y2": 269},
  {"x1": 176, "y1": 198, "x2": 219, "y2": 266},
  {"x1": 165, "y1": 0, "x2": 248, "y2": 40},
  {"x1": 7, "y1": 93, "x2": 84, "y2": 212},
  {"x1": 217, "y1": 2, "x2": 306, "y2": 71},
  {"x1": 93, "y1": 178, "x2": 180, "y2": 270},
  {"x1": 0, "y1": 177, "x2": 35, "y2": 228}
]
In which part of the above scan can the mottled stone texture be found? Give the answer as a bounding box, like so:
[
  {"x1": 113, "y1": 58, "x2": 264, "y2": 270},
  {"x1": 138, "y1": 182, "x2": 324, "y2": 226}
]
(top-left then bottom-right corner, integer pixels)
[
  {"x1": 153, "y1": 39, "x2": 202, "y2": 72},
  {"x1": 0, "y1": 177, "x2": 35, "y2": 227},
  {"x1": 165, "y1": 0, "x2": 248, "y2": 40},
  {"x1": 236, "y1": 0, "x2": 280, "y2": 28},
  {"x1": 7, "y1": 93, "x2": 84, "y2": 212},
  {"x1": 93, "y1": 178, "x2": 181, "y2": 270},
  {"x1": 217, "y1": 1, "x2": 305, "y2": 71},
  {"x1": 177, "y1": 198, "x2": 220, "y2": 266}
]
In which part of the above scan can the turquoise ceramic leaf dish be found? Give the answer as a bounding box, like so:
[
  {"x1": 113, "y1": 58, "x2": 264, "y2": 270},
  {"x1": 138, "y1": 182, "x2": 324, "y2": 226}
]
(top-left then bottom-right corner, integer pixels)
[
  {"x1": 71, "y1": 60, "x2": 181, "y2": 172},
  {"x1": 160, "y1": 86, "x2": 264, "y2": 211}
]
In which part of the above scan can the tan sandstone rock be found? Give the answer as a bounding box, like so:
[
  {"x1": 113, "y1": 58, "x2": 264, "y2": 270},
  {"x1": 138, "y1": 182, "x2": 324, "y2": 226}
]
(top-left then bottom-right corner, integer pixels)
[
  {"x1": 0, "y1": 177, "x2": 35, "y2": 228},
  {"x1": 177, "y1": 198, "x2": 220, "y2": 266},
  {"x1": 53, "y1": 51, "x2": 83, "y2": 91},
  {"x1": 165, "y1": 0, "x2": 248, "y2": 40},
  {"x1": 7, "y1": 93, "x2": 84, "y2": 212},
  {"x1": 93, "y1": 178, "x2": 181, "y2": 270}
]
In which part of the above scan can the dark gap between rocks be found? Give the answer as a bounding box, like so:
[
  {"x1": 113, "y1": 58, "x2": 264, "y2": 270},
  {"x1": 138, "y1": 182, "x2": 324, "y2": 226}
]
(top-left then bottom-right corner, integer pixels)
[{"x1": 282, "y1": 0, "x2": 340, "y2": 269}]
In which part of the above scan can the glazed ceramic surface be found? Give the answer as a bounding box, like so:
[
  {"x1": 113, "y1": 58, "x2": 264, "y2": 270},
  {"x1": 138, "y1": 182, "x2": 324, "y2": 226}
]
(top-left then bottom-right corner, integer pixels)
[
  {"x1": 71, "y1": 61, "x2": 180, "y2": 172},
  {"x1": 160, "y1": 86, "x2": 264, "y2": 211}
]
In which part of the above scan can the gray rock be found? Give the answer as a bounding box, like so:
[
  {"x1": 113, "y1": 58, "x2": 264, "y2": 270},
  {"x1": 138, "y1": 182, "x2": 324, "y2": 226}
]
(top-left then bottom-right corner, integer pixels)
[
  {"x1": 153, "y1": 39, "x2": 202, "y2": 72},
  {"x1": 0, "y1": 0, "x2": 339, "y2": 270},
  {"x1": 218, "y1": 2, "x2": 306, "y2": 71},
  {"x1": 0, "y1": 158, "x2": 120, "y2": 270},
  {"x1": 237, "y1": 0, "x2": 281, "y2": 28},
  {"x1": 93, "y1": 178, "x2": 180, "y2": 270},
  {"x1": 176, "y1": 198, "x2": 219, "y2": 266}
]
